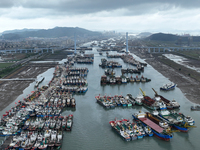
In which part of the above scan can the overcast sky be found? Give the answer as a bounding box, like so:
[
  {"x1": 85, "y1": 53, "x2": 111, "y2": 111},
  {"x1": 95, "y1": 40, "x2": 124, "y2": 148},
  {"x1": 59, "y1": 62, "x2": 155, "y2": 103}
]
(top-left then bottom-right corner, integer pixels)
[{"x1": 0, "y1": 0, "x2": 200, "y2": 34}]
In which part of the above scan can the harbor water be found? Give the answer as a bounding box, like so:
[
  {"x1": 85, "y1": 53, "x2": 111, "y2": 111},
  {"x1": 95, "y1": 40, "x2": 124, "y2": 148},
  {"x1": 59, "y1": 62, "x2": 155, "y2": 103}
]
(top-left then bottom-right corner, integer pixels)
[{"x1": 1, "y1": 43, "x2": 200, "y2": 150}]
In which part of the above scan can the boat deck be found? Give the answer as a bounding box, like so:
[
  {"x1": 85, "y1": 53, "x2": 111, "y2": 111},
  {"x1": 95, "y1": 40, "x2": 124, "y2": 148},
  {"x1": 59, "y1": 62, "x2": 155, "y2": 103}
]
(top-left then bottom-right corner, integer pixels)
[
  {"x1": 139, "y1": 117, "x2": 163, "y2": 133},
  {"x1": 163, "y1": 115, "x2": 179, "y2": 124}
]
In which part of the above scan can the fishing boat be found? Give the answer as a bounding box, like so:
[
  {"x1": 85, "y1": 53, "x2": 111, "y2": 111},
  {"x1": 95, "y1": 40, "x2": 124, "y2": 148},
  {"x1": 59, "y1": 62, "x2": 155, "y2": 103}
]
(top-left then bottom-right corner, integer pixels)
[
  {"x1": 147, "y1": 111, "x2": 170, "y2": 129},
  {"x1": 105, "y1": 69, "x2": 115, "y2": 76},
  {"x1": 140, "y1": 76, "x2": 146, "y2": 82},
  {"x1": 160, "y1": 82, "x2": 177, "y2": 91},
  {"x1": 71, "y1": 98, "x2": 76, "y2": 108},
  {"x1": 32, "y1": 138, "x2": 41, "y2": 150},
  {"x1": 109, "y1": 76, "x2": 116, "y2": 84},
  {"x1": 48, "y1": 130, "x2": 57, "y2": 147},
  {"x1": 134, "y1": 94, "x2": 143, "y2": 106},
  {"x1": 158, "y1": 110, "x2": 195, "y2": 132},
  {"x1": 8, "y1": 136, "x2": 20, "y2": 149},
  {"x1": 66, "y1": 114, "x2": 73, "y2": 131},
  {"x1": 100, "y1": 75, "x2": 107, "y2": 85},
  {"x1": 35, "y1": 76, "x2": 45, "y2": 88},
  {"x1": 122, "y1": 119, "x2": 138, "y2": 140},
  {"x1": 55, "y1": 130, "x2": 63, "y2": 147},
  {"x1": 152, "y1": 88, "x2": 180, "y2": 109},
  {"x1": 129, "y1": 76, "x2": 135, "y2": 82},
  {"x1": 38, "y1": 138, "x2": 48, "y2": 150},
  {"x1": 115, "y1": 76, "x2": 122, "y2": 84},
  {"x1": 144, "y1": 125, "x2": 153, "y2": 136},
  {"x1": 191, "y1": 105, "x2": 200, "y2": 111},
  {"x1": 134, "y1": 122, "x2": 146, "y2": 137},
  {"x1": 125, "y1": 94, "x2": 135, "y2": 106},
  {"x1": 140, "y1": 88, "x2": 159, "y2": 110},
  {"x1": 121, "y1": 76, "x2": 127, "y2": 83},
  {"x1": 61, "y1": 116, "x2": 67, "y2": 129},
  {"x1": 135, "y1": 76, "x2": 140, "y2": 82},
  {"x1": 109, "y1": 119, "x2": 131, "y2": 141},
  {"x1": 132, "y1": 111, "x2": 173, "y2": 141}
]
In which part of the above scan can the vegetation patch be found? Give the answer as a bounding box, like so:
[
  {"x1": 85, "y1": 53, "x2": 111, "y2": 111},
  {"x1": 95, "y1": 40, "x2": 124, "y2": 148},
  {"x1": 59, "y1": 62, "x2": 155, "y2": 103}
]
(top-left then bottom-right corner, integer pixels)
[
  {"x1": 0, "y1": 64, "x2": 21, "y2": 78},
  {"x1": 0, "y1": 63, "x2": 14, "y2": 69}
]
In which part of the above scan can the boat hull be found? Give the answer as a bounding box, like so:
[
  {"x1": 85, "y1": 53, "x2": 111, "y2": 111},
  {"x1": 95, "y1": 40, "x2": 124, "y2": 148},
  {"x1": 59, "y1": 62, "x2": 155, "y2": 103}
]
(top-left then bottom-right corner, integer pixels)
[
  {"x1": 173, "y1": 124, "x2": 188, "y2": 132},
  {"x1": 152, "y1": 130, "x2": 172, "y2": 141}
]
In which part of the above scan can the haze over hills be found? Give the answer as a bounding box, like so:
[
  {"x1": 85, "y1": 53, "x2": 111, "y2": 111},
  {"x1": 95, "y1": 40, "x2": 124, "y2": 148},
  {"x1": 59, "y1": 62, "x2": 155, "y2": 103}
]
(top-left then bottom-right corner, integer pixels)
[
  {"x1": 0, "y1": 27, "x2": 102, "y2": 40},
  {"x1": 136, "y1": 32, "x2": 152, "y2": 38},
  {"x1": 145, "y1": 33, "x2": 200, "y2": 42}
]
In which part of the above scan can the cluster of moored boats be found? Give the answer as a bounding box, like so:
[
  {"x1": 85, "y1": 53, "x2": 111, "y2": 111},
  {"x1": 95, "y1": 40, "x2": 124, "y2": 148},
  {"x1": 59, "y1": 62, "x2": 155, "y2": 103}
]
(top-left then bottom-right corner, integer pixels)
[
  {"x1": 0, "y1": 64, "x2": 80, "y2": 149},
  {"x1": 101, "y1": 74, "x2": 151, "y2": 85},
  {"x1": 121, "y1": 54, "x2": 147, "y2": 67},
  {"x1": 105, "y1": 53, "x2": 147, "y2": 69},
  {"x1": 121, "y1": 68, "x2": 143, "y2": 74},
  {"x1": 99, "y1": 58, "x2": 122, "y2": 68},
  {"x1": 75, "y1": 54, "x2": 94, "y2": 64},
  {"x1": 95, "y1": 88, "x2": 180, "y2": 110},
  {"x1": 52, "y1": 63, "x2": 89, "y2": 94},
  {"x1": 110, "y1": 110, "x2": 195, "y2": 142}
]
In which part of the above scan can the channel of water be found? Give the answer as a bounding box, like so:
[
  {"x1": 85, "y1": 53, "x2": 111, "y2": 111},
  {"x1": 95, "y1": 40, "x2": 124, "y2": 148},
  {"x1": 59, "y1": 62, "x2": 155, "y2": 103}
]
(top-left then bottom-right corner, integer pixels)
[{"x1": 1, "y1": 42, "x2": 200, "y2": 150}]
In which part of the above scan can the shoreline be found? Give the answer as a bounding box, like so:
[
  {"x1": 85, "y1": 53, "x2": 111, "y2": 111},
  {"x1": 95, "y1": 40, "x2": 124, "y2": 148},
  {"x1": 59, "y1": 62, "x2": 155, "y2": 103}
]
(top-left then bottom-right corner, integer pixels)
[
  {"x1": 0, "y1": 64, "x2": 55, "y2": 111},
  {"x1": 131, "y1": 49, "x2": 200, "y2": 105}
]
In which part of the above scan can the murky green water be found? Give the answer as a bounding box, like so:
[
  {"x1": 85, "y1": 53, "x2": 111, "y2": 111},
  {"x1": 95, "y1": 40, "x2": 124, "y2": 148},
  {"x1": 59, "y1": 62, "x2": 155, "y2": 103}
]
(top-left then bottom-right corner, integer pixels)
[{"x1": 1, "y1": 43, "x2": 200, "y2": 150}]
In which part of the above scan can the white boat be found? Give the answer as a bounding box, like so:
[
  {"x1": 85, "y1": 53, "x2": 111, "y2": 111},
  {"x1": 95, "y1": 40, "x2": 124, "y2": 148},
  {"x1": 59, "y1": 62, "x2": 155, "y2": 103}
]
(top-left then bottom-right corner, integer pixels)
[
  {"x1": 160, "y1": 82, "x2": 177, "y2": 91},
  {"x1": 121, "y1": 77, "x2": 127, "y2": 83},
  {"x1": 135, "y1": 94, "x2": 143, "y2": 105},
  {"x1": 44, "y1": 129, "x2": 51, "y2": 138},
  {"x1": 55, "y1": 130, "x2": 63, "y2": 146}
]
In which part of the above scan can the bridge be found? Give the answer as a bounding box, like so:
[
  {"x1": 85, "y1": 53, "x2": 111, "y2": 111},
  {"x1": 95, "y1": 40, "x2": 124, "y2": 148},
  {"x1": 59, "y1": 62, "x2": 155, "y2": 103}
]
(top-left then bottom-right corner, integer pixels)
[
  {"x1": 0, "y1": 47, "x2": 54, "y2": 54},
  {"x1": 144, "y1": 46, "x2": 200, "y2": 53},
  {"x1": 0, "y1": 78, "x2": 36, "y2": 81}
]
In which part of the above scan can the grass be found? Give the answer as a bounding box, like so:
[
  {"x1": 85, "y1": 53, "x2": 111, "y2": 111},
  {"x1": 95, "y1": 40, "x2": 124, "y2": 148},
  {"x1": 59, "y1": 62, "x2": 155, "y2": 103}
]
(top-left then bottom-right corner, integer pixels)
[
  {"x1": 176, "y1": 50, "x2": 200, "y2": 60},
  {"x1": 0, "y1": 64, "x2": 21, "y2": 78},
  {"x1": 0, "y1": 63, "x2": 14, "y2": 69}
]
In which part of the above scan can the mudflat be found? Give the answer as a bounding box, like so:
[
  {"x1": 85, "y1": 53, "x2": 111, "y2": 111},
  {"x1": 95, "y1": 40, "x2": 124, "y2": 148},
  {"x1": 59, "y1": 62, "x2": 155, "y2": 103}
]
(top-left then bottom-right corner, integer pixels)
[
  {"x1": 131, "y1": 49, "x2": 200, "y2": 105},
  {"x1": 0, "y1": 64, "x2": 54, "y2": 111}
]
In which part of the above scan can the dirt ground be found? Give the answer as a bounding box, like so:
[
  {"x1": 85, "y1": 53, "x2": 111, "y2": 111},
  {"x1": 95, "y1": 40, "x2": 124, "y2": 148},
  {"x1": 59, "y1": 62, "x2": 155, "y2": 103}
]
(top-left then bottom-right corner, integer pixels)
[
  {"x1": 0, "y1": 64, "x2": 55, "y2": 111},
  {"x1": 0, "y1": 50, "x2": 71, "y2": 111},
  {"x1": 131, "y1": 49, "x2": 200, "y2": 105}
]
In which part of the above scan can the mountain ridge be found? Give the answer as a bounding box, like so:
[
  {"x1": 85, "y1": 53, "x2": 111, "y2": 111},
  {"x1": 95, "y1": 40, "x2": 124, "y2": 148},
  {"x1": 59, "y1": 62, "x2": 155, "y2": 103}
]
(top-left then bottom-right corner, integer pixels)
[{"x1": 1, "y1": 27, "x2": 102, "y2": 40}]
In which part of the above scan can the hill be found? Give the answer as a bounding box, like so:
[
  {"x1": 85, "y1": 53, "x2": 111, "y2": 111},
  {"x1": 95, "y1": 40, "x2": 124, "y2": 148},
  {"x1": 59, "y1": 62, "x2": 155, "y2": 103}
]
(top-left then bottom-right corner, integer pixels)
[
  {"x1": 145, "y1": 33, "x2": 179, "y2": 41},
  {"x1": 1, "y1": 27, "x2": 102, "y2": 40},
  {"x1": 2, "y1": 28, "x2": 40, "y2": 35},
  {"x1": 145, "y1": 33, "x2": 200, "y2": 42},
  {"x1": 137, "y1": 32, "x2": 152, "y2": 38}
]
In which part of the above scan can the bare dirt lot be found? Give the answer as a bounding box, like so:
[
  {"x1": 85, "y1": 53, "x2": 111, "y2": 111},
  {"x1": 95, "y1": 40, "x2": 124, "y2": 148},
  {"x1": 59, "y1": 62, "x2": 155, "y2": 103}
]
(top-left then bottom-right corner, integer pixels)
[
  {"x1": 0, "y1": 50, "x2": 71, "y2": 111},
  {"x1": 0, "y1": 64, "x2": 56, "y2": 111}
]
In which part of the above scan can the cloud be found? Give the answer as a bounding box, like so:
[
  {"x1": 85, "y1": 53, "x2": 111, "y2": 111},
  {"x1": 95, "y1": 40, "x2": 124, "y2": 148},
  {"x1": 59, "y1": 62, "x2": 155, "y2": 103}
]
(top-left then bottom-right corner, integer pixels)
[
  {"x1": 0, "y1": 0, "x2": 200, "y2": 34},
  {"x1": 1, "y1": 0, "x2": 200, "y2": 16}
]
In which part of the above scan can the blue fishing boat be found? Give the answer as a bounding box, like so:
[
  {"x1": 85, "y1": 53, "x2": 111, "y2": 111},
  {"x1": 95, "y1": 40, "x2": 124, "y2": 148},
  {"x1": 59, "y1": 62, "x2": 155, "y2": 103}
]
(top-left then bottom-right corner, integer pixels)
[
  {"x1": 133, "y1": 111, "x2": 173, "y2": 141},
  {"x1": 160, "y1": 82, "x2": 177, "y2": 91},
  {"x1": 158, "y1": 110, "x2": 195, "y2": 132}
]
